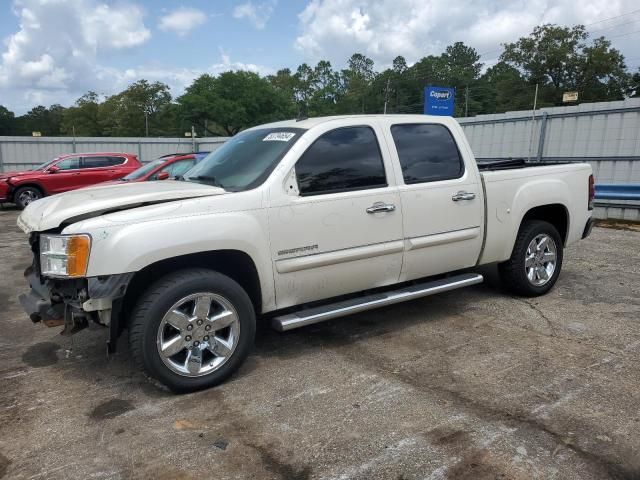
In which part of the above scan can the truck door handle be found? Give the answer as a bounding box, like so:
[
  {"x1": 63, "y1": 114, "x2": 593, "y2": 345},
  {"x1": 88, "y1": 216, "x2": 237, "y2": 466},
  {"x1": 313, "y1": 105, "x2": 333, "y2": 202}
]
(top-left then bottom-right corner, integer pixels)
[
  {"x1": 452, "y1": 191, "x2": 476, "y2": 201},
  {"x1": 366, "y1": 202, "x2": 396, "y2": 214}
]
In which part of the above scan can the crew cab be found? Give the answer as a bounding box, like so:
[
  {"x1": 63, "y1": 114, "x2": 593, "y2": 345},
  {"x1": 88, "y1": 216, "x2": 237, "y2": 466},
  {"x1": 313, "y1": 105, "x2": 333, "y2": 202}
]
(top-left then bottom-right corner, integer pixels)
[
  {"x1": 108, "y1": 152, "x2": 210, "y2": 184},
  {"x1": 0, "y1": 152, "x2": 141, "y2": 208},
  {"x1": 16, "y1": 115, "x2": 594, "y2": 392}
]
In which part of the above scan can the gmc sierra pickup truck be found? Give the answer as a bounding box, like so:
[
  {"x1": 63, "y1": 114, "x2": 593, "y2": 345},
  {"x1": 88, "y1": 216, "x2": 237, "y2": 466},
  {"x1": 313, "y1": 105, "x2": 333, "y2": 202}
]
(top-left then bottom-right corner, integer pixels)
[{"x1": 17, "y1": 115, "x2": 594, "y2": 392}]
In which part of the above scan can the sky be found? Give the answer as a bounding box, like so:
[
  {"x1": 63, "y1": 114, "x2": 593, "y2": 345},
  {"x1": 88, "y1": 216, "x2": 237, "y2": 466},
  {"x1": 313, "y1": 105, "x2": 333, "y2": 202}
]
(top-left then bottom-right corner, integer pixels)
[{"x1": 0, "y1": 0, "x2": 639, "y2": 114}]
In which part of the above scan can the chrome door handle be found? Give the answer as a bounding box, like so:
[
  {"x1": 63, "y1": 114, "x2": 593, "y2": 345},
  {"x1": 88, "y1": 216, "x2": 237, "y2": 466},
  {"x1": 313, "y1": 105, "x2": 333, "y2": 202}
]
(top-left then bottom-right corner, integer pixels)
[
  {"x1": 452, "y1": 191, "x2": 476, "y2": 201},
  {"x1": 366, "y1": 202, "x2": 396, "y2": 214}
]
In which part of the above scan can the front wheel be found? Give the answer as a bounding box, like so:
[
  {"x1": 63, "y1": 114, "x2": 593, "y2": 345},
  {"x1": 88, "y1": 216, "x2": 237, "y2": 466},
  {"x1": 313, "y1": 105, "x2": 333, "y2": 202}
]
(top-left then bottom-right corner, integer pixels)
[
  {"x1": 129, "y1": 269, "x2": 256, "y2": 392},
  {"x1": 498, "y1": 220, "x2": 563, "y2": 297},
  {"x1": 14, "y1": 186, "x2": 43, "y2": 209}
]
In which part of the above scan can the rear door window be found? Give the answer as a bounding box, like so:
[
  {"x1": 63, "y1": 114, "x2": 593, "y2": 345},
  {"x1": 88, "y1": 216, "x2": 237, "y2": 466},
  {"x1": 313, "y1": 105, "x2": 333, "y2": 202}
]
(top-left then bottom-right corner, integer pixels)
[
  {"x1": 82, "y1": 156, "x2": 111, "y2": 168},
  {"x1": 107, "y1": 156, "x2": 126, "y2": 166},
  {"x1": 295, "y1": 126, "x2": 387, "y2": 196},
  {"x1": 390, "y1": 124, "x2": 464, "y2": 184}
]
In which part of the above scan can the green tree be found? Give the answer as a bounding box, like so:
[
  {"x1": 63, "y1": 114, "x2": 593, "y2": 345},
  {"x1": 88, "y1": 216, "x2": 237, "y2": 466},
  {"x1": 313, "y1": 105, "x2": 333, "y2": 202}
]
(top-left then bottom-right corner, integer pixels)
[
  {"x1": 476, "y1": 62, "x2": 532, "y2": 114},
  {"x1": 61, "y1": 92, "x2": 102, "y2": 136},
  {"x1": 100, "y1": 80, "x2": 172, "y2": 136},
  {"x1": 267, "y1": 68, "x2": 298, "y2": 105},
  {"x1": 342, "y1": 53, "x2": 376, "y2": 113},
  {"x1": 15, "y1": 105, "x2": 65, "y2": 136},
  {"x1": 0, "y1": 106, "x2": 15, "y2": 135},
  {"x1": 501, "y1": 24, "x2": 629, "y2": 104},
  {"x1": 179, "y1": 71, "x2": 293, "y2": 136},
  {"x1": 631, "y1": 69, "x2": 640, "y2": 97}
]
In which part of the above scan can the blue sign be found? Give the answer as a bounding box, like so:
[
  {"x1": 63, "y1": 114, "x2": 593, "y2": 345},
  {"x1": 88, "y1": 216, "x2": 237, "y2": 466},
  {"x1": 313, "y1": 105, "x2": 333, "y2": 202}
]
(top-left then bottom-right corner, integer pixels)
[{"x1": 424, "y1": 86, "x2": 455, "y2": 116}]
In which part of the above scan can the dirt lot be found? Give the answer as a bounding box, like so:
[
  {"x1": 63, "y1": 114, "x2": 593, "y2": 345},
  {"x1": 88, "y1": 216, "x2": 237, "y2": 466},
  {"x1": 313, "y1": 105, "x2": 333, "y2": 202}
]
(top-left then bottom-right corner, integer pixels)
[{"x1": 0, "y1": 206, "x2": 639, "y2": 480}]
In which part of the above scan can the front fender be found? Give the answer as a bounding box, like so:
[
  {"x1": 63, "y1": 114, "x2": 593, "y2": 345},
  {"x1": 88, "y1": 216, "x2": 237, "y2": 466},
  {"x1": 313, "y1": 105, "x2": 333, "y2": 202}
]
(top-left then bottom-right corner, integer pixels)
[{"x1": 64, "y1": 205, "x2": 275, "y2": 311}]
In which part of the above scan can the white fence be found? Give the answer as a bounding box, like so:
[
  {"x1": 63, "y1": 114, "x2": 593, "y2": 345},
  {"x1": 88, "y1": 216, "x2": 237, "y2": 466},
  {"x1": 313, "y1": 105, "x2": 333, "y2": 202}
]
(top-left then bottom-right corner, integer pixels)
[{"x1": 0, "y1": 136, "x2": 227, "y2": 171}]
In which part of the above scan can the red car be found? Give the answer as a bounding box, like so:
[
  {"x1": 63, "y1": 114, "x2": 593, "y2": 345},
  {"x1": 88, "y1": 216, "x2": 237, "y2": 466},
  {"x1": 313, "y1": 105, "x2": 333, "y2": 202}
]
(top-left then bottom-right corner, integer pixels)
[
  {"x1": 112, "y1": 152, "x2": 209, "y2": 183},
  {"x1": 0, "y1": 152, "x2": 141, "y2": 208}
]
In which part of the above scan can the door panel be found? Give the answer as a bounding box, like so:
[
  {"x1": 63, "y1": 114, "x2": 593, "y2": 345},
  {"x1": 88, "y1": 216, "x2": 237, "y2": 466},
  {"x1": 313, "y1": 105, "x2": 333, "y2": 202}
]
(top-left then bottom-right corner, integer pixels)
[
  {"x1": 42, "y1": 157, "x2": 82, "y2": 193},
  {"x1": 383, "y1": 122, "x2": 484, "y2": 281},
  {"x1": 79, "y1": 156, "x2": 116, "y2": 185},
  {"x1": 399, "y1": 178, "x2": 483, "y2": 280},
  {"x1": 269, "y1": 189, "x2": 403, "y2": 309}
]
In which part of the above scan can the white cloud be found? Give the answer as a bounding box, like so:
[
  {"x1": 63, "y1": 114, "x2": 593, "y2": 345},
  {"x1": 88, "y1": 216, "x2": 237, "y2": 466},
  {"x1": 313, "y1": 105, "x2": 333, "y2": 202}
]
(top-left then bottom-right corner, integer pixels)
[
  {"x1": 0, "y1": 0, "x2": 150, "y2": 92},
  {"x1": 158, "y1": 7, "x2": 207, "y2": 36},
  {"x1": 0, "y1": 0, "x2": 151, "y2": 112},
  {"x1": 295, "y1": 0, "x2": 640, "y2": 68},
  {"x1": 233, "y1": 0, "x2": 276, "y2": 29}
]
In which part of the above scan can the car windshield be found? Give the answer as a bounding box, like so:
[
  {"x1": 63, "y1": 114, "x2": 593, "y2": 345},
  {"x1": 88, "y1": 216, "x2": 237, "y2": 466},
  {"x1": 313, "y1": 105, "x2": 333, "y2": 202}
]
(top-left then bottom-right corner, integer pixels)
[
  {"x1": 122, "y1": 158, "x2": 166, "y2": 180},
  {"x1": 34, "y1": 158, "x2": 59, "y2": 170},
  {"x1": 183, "y1": 127, "x2": 305, "y2": 191}
]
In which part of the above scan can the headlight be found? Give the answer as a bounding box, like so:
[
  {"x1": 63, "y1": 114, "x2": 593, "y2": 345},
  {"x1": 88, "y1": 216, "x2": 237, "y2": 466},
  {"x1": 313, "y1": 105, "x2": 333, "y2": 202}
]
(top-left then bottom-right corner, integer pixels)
[{"x1": 40, "y1": 234, "x2": 91, "y2": 278}]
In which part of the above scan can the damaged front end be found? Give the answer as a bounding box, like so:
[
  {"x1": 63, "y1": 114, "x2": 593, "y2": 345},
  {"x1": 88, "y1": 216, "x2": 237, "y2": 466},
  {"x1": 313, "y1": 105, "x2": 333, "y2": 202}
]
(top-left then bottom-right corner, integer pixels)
[{"x1": 18, "y1": 232, "x2": 133, "y2": 352}]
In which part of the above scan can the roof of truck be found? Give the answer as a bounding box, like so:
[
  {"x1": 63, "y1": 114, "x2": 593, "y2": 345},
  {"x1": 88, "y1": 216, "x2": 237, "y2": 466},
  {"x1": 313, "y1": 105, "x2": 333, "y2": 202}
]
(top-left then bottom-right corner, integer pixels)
[{"x1": 251, "y1": 114, "x2": 454, "y2": 130}]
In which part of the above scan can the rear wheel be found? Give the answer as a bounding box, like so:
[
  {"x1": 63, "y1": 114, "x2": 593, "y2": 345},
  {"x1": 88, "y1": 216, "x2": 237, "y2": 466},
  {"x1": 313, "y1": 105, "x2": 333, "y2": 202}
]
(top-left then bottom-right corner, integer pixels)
[
  {"x1": 498, "y1": 220, "x2": 563, "y2": 297},
  {"x1": 14, "y1": 186, "x2": 43, "y2": 209},
  {"x1": 129, "y1": 269, "x2": 256, "y2": 392}
]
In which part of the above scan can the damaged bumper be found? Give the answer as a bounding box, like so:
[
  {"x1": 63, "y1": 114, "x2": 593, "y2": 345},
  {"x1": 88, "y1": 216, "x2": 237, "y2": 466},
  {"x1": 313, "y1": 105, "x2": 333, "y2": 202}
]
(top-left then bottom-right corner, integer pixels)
[
  {"x1": 18, "y1": 267, "x2": 134, "y2": 351},
  {"x1": 18, "y1": 268, "x2": 64, "y2": 326}
]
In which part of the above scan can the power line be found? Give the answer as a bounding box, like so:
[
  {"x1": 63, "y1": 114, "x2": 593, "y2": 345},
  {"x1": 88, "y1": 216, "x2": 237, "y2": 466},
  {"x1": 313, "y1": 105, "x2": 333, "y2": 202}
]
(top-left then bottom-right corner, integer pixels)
[
  {"x1": 588, "y1": 18, "x2": 639, "y2": 34},
  {"x1": 583, "y1": 8, "x2": 640, "y2": 26}
]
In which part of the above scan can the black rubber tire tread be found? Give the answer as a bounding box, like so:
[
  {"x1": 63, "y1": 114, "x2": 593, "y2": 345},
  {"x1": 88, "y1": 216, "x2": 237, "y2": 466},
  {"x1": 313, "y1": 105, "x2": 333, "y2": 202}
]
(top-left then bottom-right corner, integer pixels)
[
  {"x1": 129, "y1": 268, "x2": 255, "y2": 393},
  {"x1": 14, "y1": 185, "x2": 43, "y2": 209},
  {"x1": 498, "y1": 220, "x2": 564, "y2": 297}
]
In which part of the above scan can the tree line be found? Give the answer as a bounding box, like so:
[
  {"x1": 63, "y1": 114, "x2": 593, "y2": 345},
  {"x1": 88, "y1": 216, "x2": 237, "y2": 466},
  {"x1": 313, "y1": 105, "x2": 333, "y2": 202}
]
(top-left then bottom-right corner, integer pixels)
[{"x1": 0, "y1": 24, "x2": 638, "y2": 138}]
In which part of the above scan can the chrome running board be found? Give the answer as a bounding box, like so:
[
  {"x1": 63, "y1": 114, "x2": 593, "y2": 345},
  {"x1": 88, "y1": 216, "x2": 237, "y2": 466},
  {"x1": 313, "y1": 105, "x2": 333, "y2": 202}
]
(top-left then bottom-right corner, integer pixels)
[{"x1": 271, "y1": 273, "x2": 483, "y2": 332}]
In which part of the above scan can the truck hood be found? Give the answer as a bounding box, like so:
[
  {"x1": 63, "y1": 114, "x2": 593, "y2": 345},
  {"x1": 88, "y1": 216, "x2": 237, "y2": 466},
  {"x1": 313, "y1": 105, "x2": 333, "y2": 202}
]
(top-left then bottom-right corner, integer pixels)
[{"x1": 17, "y1": 180, "x2": 225, "y2": 233}]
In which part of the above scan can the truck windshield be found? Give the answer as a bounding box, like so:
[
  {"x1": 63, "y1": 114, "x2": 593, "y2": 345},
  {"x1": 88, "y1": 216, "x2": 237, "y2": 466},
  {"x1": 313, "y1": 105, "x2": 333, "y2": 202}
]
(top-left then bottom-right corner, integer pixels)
[{"x1": 183, "y1": 127, "x2": 305, "y2": 191}]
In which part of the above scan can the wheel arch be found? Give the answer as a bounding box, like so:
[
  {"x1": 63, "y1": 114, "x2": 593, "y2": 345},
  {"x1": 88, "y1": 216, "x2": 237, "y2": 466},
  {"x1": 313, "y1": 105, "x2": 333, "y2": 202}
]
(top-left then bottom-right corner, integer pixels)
[
  {"x1": 10, "y1": 182, "x2": 46, "y2": 201},
  {"x1": 518, "y1": 203, "x2": 569, "y2": 246},
  {"x1": 122, "y1": 250, "x2": 263, "y2": 325}
]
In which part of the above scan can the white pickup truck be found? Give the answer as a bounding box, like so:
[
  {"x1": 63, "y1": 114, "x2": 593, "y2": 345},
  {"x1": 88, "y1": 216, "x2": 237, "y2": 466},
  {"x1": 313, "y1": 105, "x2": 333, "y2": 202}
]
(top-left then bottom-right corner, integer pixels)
[{"x1": 17, "y1": 115, "x2": 594, "y2": 392}]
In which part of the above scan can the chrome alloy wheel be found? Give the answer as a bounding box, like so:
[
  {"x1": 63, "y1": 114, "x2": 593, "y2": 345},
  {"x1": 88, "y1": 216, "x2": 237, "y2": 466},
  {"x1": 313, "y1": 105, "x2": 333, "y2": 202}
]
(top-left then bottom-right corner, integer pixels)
[
  {"x1": 18, "y1": 189, "x2": 40, "y2": 206},
  {"x1": 525, "y1": 234, "x2": 557, "y2": 287},
  {"x1": 156, "y1": 293, "x2": 240, "y2": 377}
]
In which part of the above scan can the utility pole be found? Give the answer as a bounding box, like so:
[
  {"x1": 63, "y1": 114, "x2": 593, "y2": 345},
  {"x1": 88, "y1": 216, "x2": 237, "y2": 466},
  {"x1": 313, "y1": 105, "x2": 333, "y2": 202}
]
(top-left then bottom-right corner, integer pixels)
[
  {"x1": 191, "y1": 125, "x2": 196, "y2": 152},
  {"x1": 144, "y1": 111, "x2": 149, "y2": 137},
  {"x1": 464, "y1": 85, "x2": 469, "y2": 117},
  {"x1": 527, "y1": 83, "x2": 539, "y2": 161},
  {"x1": 383, "y1": 77, "x2": 391, "y2": 114}
]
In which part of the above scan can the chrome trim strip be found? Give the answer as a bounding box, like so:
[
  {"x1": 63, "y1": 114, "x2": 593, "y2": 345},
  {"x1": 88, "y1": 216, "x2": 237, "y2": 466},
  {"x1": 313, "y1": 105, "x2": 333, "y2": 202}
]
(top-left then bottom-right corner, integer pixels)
[
  {"x1": 272, "y1": 273, "x2": 483, "y2": 331},
  {"x1": 406, "y1": 227, "x2": 481, "y2": 251},
  {"x1": 275, "y1": 240, "x2": 404, "y2": 274}
]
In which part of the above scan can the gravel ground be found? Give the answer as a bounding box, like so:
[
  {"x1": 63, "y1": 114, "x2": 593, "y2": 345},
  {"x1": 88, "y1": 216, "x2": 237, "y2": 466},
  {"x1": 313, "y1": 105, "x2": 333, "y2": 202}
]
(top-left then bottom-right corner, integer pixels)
[{"x1": 0, "y1": 206, "x2": 639, "y2": 480}]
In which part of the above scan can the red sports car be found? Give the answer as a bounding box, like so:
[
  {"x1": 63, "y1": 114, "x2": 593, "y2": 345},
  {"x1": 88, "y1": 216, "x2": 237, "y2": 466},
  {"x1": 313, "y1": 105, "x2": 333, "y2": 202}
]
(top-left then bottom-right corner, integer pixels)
[
  {"x1": 113, "y1": 152, "x2": 209, "y2": 183},
  {"x1": 0, "y1": 152, "x2": 141, "y2": 208}
]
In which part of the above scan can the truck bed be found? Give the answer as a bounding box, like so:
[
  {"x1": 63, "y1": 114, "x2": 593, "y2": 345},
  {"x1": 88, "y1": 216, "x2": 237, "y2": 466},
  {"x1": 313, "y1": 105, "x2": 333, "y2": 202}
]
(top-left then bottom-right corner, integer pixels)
[{"x1": 478, "y1": 161, "x2": 593, "y2": 266}]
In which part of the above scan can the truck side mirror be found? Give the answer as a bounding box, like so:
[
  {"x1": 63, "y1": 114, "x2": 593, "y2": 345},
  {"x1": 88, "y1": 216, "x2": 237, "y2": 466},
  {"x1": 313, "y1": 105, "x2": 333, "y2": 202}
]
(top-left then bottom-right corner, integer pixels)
[{"x1": 157, "y1": 171, "x2": 170, "y2": 181}]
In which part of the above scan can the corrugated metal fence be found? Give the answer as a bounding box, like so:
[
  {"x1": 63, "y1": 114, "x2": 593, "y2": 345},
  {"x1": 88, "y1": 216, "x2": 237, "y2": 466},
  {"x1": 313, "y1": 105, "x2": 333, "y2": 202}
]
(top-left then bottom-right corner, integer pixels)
[
  {"x1": 1, "y1": 99, "x2": 639, "y2": 220},
  {"x1": 459, "y1": 98, "x2": 640, "y2": 221},
  {"x1": 0, "y1": 136, "x2": 227, "y2": 171}
]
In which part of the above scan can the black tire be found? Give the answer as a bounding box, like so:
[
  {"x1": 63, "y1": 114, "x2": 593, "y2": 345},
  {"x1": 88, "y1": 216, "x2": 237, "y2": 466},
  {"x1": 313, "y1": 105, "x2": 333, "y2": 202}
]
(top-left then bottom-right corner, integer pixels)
[
  {"x1": 498, "y1": 220, "x2": 563, "y2": 297},
  {"x1": 129, "y1": 268, "x2": 256, "y2": 393},
  {"x1": 14, "y1": 185, "x2": 43, "y2": 209}
]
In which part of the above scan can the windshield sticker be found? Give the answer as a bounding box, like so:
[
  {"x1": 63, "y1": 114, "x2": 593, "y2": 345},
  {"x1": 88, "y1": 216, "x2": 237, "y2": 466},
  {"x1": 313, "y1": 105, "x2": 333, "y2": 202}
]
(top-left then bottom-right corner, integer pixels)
[{"x1": 263, "y1": 132, "x2": 296, "y2": 142}]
